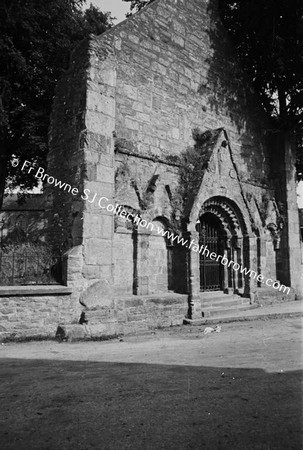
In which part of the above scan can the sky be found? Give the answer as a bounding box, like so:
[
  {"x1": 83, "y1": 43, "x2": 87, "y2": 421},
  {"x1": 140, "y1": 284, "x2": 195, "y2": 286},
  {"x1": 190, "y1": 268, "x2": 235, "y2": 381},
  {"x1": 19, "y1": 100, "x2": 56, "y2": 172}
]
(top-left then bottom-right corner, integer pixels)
[{"x1": 85, "y1": 0, "x2": 131, "y2": 23}]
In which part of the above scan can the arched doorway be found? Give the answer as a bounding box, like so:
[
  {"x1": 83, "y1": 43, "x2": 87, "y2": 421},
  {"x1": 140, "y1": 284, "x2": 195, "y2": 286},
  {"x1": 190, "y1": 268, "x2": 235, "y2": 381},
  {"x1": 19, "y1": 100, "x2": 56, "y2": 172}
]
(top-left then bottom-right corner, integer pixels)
[
  {"x1": 197, "y1": 196, "x2": 248, "y2": 295},
  {"x1": 198, "y1": 213, "x2": 225, "y2": 291}
]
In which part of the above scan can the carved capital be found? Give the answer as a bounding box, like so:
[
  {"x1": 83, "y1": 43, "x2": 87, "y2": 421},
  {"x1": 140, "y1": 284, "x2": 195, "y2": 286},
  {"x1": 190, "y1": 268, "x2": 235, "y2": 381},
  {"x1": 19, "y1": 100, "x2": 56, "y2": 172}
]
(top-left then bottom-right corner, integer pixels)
[{"x1": 267, "y1": 222, "x2": 284, "y2": 250}]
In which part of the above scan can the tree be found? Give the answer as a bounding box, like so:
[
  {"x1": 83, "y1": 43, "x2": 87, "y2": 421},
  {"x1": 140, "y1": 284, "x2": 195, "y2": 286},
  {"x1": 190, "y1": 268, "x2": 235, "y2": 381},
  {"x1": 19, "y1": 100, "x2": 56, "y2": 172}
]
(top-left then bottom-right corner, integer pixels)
[
  {"x1": 122, "y1": 0, "x2": 155, "y2": 14},
  {"x1": 219, "y1": 0, "x2": 303, "y2": 181},
  {"x1": 0, "y1": 0, "x2": 113, "y2": 209},
  {"x1": 123, "y1": 0, "x2": 303, "y2": 180}
]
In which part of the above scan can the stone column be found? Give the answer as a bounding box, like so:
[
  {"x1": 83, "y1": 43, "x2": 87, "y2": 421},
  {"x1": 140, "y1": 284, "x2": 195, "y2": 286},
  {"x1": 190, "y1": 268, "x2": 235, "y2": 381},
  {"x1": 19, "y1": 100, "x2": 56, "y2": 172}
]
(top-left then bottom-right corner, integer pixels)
[
  {"x1": 225, "y1": 238, "x2": 234, "y2": 294},
  {"x1": 244, "y1": 234, "x2": 258, "y2": 302},
  {"x1": 186, "y1": 231, "x2": 201, "y2": 319},
  {"x1": 223, "y1": 248, "x2": 229, "y2": 293},
  {"x1": 232, "y1": 247, "x2": 239, "y2": 294},
  {"x1": 236, "y1": 237, "x2": 244, "y2": 291},
  {"x1": 232, "y1": 236, "x2": 243, "y2": 294}
]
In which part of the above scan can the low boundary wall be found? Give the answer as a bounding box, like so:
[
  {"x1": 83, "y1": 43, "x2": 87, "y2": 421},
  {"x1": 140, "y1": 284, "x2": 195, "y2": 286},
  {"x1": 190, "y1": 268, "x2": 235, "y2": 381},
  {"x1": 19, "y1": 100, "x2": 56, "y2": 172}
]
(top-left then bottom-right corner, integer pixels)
[{"x1": 0, "y1": 284, "x2": 188, "y2": 341}]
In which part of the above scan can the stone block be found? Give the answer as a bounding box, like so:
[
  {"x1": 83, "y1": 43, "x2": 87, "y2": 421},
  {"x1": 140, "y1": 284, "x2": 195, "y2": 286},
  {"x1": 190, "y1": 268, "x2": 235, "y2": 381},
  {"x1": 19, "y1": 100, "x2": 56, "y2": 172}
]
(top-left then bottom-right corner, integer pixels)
[
  {"x1": 96, "y1": 165, "x2": 114, "y2": 184},
  {"x1": 84, "y1": 238, "x2": 112, "y2": 265},
  {"x1": 124, "y1": 298, "x2": 144, "y2": 308},
  {"x1": 125, "y1": 117, "x2": 140, "y2": 131},
  {"x1": 56, "y1": 324, "x2": 88, "y2": 341},
  {"x1": 85, "y1": 181, "x2": 113, "y2": 197},
  {"x1": 86, "y1": 323, "x2": 120, "y2": 337},
  {"x1": 171, "y1": 34, "x2": 185, "y2": 48},
  {"x1": 86, "y1": 111, "x2": 115, "y2": 135},
  {"x1": 85, "y1": 307, "x2": 116, "y2": 324},
  {"x1": 135, "y1": 112, "x2": 150, "y2": 123},
  {"x1": 101, "y1": 214, "x2": 114, "y2": 239},
  {"x1": 0, "y1": 307, "x2": 16, "y2": 315},
  {"x1": 80, "y1": 279, "x2": 113, "y2": 309},
  {"x1": 128, "y1": 34, "x2": 140, "y2": 45},
  {"x1": 90, "y1": 61, "x2": 116, "y2": 87},
  {"x1": 123, "y1": 84, "x2": 138, "y2": 100},
  {"x1": 83, "y1": 213, "x2": 113, "y2": 239},
  {"x1": 87, "y1": 91, "x2": 115, "y2": 117}
]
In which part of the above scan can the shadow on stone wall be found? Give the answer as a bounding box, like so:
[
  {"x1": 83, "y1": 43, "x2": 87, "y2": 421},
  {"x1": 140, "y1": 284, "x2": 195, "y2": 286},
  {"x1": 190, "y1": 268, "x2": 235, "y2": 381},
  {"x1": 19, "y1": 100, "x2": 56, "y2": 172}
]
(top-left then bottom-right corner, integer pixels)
[{"x1": 204, "y1": 1, "x2": 263, "y2": 136}]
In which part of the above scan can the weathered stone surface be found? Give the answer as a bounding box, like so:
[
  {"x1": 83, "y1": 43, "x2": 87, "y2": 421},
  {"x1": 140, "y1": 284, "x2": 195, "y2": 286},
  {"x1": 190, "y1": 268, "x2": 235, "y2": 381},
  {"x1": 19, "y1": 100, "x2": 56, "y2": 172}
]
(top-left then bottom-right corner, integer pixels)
[
  {"x1": 56, "y1": 324, "x2": 88, "y2": 342},
  {"x1": 41, "y1": 0, "x2": 302, "y2": 338},
  {"x1": 79, "y1": 280, "x2": 113, "y2": 309},
  {"x1": 0, "y1": 289, "x2": 80, "y2": 340}
]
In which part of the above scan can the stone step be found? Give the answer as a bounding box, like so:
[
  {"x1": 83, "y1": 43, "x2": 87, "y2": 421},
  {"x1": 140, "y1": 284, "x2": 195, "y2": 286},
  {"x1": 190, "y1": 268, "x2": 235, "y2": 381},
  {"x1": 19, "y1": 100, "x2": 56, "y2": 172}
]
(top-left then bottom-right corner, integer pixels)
[
  {"x1": 194, "y1": 291, "x2": 253, "y2": 319},
  {"x1": 201, "y1": 296, "x2": 248, "y2": 308},
  {"x1": 199, "y1": 292, "x2": 256, "y2": 319},
  {"x1": 201, "y1": 303, "x2": 259, "y2": 318},
  {"x1": 196, "y1": 291, "x2": 236, "y2": 300},
  {"x1": 183, "y1": 301, "x2": 303, "y2": 326}
]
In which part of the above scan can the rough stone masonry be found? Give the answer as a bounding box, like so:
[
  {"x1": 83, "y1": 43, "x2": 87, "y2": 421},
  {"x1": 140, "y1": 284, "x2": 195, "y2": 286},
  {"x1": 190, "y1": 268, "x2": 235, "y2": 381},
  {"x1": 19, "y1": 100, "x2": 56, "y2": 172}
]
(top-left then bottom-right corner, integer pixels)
[{"x1": 42, "y1": 0, "x2": 302, "y2": 336}]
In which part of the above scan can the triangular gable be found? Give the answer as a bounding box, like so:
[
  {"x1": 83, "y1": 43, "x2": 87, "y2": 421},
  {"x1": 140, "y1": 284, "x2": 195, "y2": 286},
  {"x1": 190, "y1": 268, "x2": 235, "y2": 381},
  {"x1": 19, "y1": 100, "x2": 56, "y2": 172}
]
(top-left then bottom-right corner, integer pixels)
[
  {"x1": 182, "y1": 128, "x2": 224, "y2": 218},
  {"x1": 185, "y1": 129, "x2": 254, "y2": 234}
]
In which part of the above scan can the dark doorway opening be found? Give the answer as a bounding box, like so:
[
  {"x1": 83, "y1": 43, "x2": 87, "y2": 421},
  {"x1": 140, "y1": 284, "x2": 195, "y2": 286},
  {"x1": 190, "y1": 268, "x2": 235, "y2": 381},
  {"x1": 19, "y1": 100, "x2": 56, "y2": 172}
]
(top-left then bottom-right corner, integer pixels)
[{"x1": 198, "y1": 213, "x2": 225, "y2": 292}]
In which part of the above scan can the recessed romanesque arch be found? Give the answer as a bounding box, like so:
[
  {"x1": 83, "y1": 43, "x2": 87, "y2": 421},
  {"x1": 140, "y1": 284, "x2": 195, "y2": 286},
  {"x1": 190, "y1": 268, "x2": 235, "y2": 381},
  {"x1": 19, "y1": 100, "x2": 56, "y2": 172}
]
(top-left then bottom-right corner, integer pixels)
[
  {"x1": 199, "y1": 196, "x2": 247, "y2": 238},
  {"x1": 197, "y1": 196, "x2": 250, "y2": 294}
]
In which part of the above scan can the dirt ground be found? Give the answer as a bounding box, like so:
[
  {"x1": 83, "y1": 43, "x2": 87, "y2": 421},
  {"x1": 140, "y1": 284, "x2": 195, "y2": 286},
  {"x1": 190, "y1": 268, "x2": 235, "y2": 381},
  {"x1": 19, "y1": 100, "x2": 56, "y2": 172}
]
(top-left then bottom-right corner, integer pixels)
[{"x1": 0, "y1": 317, "x2": 302, "y2": 450}]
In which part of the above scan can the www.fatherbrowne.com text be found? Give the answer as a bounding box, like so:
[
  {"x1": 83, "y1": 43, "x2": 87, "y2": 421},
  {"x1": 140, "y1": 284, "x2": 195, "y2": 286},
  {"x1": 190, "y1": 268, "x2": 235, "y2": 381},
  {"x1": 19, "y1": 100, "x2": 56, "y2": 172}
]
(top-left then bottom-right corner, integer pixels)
[{"x1": 17, "y1": 160, "x2": 290, "y2": 295}]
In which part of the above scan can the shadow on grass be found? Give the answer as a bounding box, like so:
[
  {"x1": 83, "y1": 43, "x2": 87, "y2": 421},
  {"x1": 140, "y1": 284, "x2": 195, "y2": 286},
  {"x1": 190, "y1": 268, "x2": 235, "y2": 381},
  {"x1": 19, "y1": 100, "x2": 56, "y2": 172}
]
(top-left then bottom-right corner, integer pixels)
[{"x1": 0, "y1": 358, "x2": 302, "y2": 449}]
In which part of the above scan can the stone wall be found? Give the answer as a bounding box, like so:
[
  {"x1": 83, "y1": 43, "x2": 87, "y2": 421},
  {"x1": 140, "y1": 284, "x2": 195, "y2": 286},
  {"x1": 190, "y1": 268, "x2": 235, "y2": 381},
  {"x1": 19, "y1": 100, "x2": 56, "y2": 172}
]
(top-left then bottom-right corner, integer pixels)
[
  {"x1": 98, "y1": 0, "x2": 279, "y2": 295},
  {"x1": 0, "y1": 289, "x2": 188, "y2": 341},
  {"x1": 111, "y1": 0, "x2": 271, "y2": 180},
  {"x1": 0, "y1": 287, "x2": 75, "y2": 341},
  {"x1": 45, "y1": 0, "x2": 302, "y2": 336},
  {"x1": 84, "y1": 293, "x2": 188, "y2": 336}
]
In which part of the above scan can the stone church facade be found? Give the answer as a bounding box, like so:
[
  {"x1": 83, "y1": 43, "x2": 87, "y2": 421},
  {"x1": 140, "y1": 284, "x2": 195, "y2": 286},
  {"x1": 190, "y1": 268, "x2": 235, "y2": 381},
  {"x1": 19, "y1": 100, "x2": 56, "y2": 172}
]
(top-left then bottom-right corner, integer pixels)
[{"x1": 47, "y1": 0, "x2": 302, "y2": 333}]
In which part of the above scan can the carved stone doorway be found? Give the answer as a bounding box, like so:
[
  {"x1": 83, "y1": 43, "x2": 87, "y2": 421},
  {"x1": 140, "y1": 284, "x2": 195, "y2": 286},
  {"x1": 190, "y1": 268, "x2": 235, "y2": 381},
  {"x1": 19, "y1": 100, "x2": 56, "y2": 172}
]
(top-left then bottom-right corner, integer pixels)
[
  {"x1": 198, "y1": 213, "x2": 224, "y2": 291},
  {"x1": 196, "y1": 197, "x2": 248, "y2": 296}
]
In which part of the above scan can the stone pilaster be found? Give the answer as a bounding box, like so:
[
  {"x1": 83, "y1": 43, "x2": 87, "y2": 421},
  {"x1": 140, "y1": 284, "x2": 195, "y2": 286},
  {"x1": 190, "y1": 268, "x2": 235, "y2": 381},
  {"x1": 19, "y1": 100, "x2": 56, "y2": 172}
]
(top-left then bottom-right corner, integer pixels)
[
  {"x1": 185, "y1": 231, "x2": 201, "y2": 319},
  {"x1": 245, "y1": 235, "x2": 258, "y2": 301},
  {"x1": 134, "y1": 230, "x2": 150, "y2": 295},
  {"x1": 81, "y1": 40, "x2": 117, "y2": 299}
]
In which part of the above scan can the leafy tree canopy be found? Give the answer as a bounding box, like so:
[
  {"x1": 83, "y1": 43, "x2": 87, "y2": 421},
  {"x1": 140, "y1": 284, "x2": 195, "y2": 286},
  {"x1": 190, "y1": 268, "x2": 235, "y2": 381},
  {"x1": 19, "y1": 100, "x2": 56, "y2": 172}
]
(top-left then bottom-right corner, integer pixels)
[
  {"x1": 0, "y1": 0, "x2": 113, "y2": 208},
  {"x1": 124, "y1": 0, "x2": 303, "y2": 180},
  {"x1": 219, "y1": 0, "x2": 303, "y2": 180},
  {"x1": 123, "y1": 0, "x2": 155, "y2": 14}
]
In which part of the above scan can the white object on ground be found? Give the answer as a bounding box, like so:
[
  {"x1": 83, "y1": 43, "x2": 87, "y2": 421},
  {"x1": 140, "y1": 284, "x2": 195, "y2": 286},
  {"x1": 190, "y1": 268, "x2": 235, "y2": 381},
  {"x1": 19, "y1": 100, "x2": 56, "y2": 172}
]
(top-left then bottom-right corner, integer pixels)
[{"x1": 204, "y1": 325, "x2": 221, "y2": 334}]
